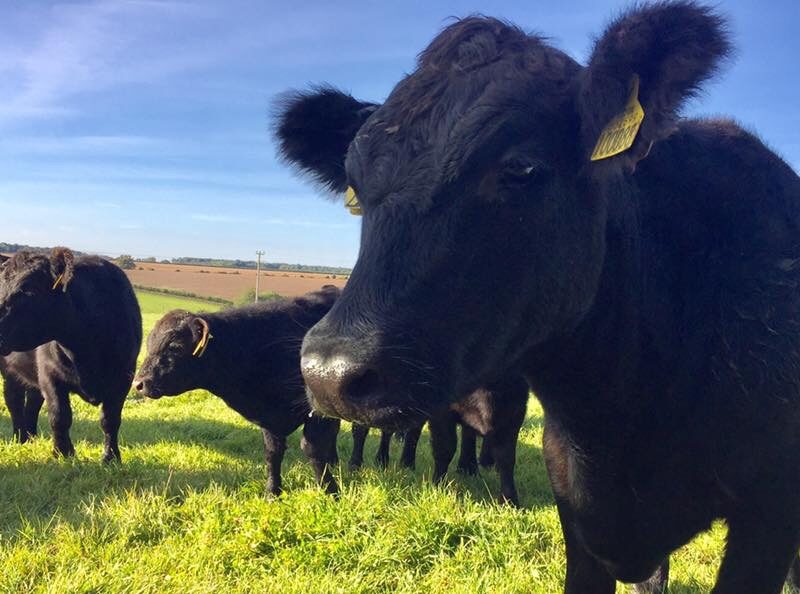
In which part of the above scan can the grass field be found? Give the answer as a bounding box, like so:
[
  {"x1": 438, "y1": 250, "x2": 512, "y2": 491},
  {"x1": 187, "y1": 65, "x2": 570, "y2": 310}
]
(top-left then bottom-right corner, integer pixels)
[{"x1": 0, "y1": 291, "x2": 736, "y2": 593}]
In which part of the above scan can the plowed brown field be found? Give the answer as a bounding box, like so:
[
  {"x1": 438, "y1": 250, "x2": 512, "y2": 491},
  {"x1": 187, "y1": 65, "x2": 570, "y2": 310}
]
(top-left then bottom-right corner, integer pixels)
[{"x1": 125, "y1": 262, "x2": 347, "y2": 300}]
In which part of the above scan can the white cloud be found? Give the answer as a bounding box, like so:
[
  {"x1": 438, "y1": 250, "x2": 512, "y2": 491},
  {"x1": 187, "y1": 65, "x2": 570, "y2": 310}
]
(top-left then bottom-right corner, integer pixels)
[{"x1": 0, "y1": 1, "x2": 236, "y2": 127}]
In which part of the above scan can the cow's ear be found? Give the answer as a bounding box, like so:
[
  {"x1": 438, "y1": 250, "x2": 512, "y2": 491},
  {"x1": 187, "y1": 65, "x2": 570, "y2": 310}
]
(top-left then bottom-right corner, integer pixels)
[
  {"x1": 273, "y1": 87, "x2": 377, "y2": 193},
  {"x1": 190, "y1": 315, "x2": 213, "y2": 358},
  {"x1": 49, "y1": 247, "x2": 74, "y2": 292},
  {"x1": 578, "y1": 2, "x2": 731, "y2": 170}
]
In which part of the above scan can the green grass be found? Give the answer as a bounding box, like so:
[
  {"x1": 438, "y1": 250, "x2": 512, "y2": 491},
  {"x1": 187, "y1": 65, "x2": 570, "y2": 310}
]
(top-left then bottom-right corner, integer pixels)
[{"x1": 0, "y1": 292, "x2": 736, "y2": 593}]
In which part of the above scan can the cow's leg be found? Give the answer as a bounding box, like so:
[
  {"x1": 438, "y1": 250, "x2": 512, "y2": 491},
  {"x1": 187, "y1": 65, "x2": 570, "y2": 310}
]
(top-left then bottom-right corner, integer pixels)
[
  {"x1": 429, "y1": 414, "x2": 457, "y2": 484},
  {"x1": 261, "y1": 428, "x2": 287, "y2": 496},
  {"x1": 4, "y1": 377, "x2": 27, "y2": 442},
  {"x1": 376, "y1": 430, "x2": 392, "y2": 468},
  {"x1": 99, "y1": 396, "x2": 124, "y2": 463},
  {"x1": 553, "y1": 496, "x2": 616, "y2": 594},
  {"x1": 632, "y1": 558, "x2": 669, "y2": 594},
  {"x1": 349, "y1": 424, "x2": 368, "y2": 470},
  {"x1": 400, "y1": 424, "x2": 423, "y2": 469},
  {"x1": 301, "y1": 416, "x2": 340, "y2": 494},
  {"x1": 23, "y1": 389, "x2": 44, "y2": 440},
  {"x1": 43, "y1": 382, "x2": 75, "y2": 457},
  {"x1": 488, "y1": 377, "x2": 527, "y2": 506},
  {"x1": 488, "y1": 428, "x2": 521, "y2": 507},
  {"x1": 545, "y1": 420, "x2": 614, "y2": 594},
  {"x1": 456, "y1": 425, "x2": 479, "y2": 475},
  {"x1": 711, "y1": 512, "x2": 798, "y2": 594},
  {"x1": 478, "y1": 434, "x2": 495, "y2": 468}
]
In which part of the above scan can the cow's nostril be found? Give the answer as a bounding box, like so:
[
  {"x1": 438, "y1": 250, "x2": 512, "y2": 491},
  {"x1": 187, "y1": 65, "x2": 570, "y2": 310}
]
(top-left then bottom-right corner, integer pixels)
[
  {"x1": 133, "y1": 380, "x2": 144, "y2": 392},
  {"x1": 342, "y1": 368, "x2": 383, "y2": 402}
]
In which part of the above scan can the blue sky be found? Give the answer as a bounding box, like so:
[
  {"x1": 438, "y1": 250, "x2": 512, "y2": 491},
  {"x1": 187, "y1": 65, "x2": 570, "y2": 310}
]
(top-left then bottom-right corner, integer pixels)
[{"x1": 0, "y1": 0, "x2": 797, "y2": 267}]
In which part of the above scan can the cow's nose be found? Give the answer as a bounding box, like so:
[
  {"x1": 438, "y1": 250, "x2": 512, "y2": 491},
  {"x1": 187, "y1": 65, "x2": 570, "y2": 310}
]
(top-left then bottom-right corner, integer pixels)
[
  {"x1": 301, "y1": 353, "x2": 384, "y2": 417},
  {"x1": 132, "y1": 379, "x2": 145, "y2": 392}
]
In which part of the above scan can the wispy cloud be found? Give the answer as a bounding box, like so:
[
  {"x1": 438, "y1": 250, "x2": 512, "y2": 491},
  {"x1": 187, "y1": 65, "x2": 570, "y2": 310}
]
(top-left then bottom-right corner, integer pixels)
[
  {"x1": 190, "y1": 213, "x2": 350, "y2": 229},
  {"x1": 0, "y1": 1, "x2": 239, "y2": 127}
]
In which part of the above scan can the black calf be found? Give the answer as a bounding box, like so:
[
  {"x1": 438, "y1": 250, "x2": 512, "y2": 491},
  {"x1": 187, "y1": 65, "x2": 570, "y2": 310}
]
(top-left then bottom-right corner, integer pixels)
[{"x1": 134, "y1": 286, "x2": 341, "y2": 495}]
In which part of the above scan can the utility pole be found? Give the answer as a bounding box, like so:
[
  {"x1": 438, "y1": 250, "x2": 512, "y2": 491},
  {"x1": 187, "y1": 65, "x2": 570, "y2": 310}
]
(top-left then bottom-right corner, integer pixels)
[{"x1": 255, "y1": 250, "x2": 264, "y2": 303}]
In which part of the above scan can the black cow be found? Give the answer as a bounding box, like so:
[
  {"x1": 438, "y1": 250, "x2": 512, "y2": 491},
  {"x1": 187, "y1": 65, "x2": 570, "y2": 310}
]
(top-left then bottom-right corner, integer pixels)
[
  {"x1": 0, "y1": 255, "x2": 44, "y2": 443},
  {"x1": 276, "y1": 3, "x2": 800, "y2": 592},
  {"x1": 0, "y1": 248, "x2": 141, "y2": 462},
  {"x1": 350, "y1": 376, "x2": 528, "y2": 506},
  {"x1": 133, "y1": 286, "x2": 341, "y2": 496},
  {"x1": 429, "y1": 376, "x2": 528, "y2": 506},
  {"x1": 1, "y1": 352, "x2": 44, "y2": 442},
  {"x1": 348, "y1": 424, "x2": 420, "y2": 470}
]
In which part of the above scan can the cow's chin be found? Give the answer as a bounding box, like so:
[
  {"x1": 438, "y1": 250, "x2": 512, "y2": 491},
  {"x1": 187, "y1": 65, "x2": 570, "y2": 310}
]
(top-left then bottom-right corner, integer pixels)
[{"x1": 308, "y1": 391, "x2": 434, "y2": 432}]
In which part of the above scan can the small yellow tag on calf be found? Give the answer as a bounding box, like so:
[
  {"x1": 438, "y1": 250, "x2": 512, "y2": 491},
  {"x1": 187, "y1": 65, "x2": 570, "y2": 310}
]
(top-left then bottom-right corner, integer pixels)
[
  {"x1": 590, "y1": 74, "x2": 645, "y2": 161},
  {"x1": 345, "y1": 186, "x2": 362, "y2": 216}
]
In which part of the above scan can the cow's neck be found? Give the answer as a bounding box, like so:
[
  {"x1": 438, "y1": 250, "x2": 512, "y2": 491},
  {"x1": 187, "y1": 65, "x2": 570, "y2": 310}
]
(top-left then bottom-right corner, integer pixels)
[
  {"x1": 527, "y1": 179, "x2": 645, "y2": 432},
  {"x1": 189, "y1": 316, "x2": 239, "y2": 396}
]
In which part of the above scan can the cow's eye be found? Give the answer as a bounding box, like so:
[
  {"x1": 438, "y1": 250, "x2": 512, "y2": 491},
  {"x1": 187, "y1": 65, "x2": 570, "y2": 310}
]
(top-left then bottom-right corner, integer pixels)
[{"x1": 500, "y1": 156, "x2": 549, "y2": 184}]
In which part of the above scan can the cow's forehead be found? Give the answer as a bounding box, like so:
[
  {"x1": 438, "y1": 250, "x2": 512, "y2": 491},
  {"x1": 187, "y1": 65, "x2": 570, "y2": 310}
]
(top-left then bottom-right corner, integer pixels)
[
  {"x1": 150, "y1": 312, "x2": 191, "y2": 347},
  {"x1": 347, "y1": 38, "x2": 579, "y2": 201}
]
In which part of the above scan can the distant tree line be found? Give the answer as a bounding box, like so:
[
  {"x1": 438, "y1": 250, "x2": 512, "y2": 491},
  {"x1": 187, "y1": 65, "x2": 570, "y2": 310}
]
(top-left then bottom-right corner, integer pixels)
[
  {"x1": 168, "y1": 257, "x2": 351, "y2": 276},
  {"x1": 133, "y1": 285, "x2": 233, "y2": 306},
  {"x1": 0, "y1": 242, "x2": 86, "y2": 256},
  {"x1": 0, "y1": 244, "x2": 350, "y2": 276}
]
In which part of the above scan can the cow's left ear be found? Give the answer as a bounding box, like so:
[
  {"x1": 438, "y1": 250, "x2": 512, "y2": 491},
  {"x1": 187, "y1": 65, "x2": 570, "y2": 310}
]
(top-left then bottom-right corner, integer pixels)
[
  {"x1": 49, "y1": 247, "x2": 74, "y2": 292},
  {"x1": 578, "y1": 1, "x2": 731, "y2": 169},
  {"x1": 273, "y1": 86, "x2": 378, "y2": 193}
]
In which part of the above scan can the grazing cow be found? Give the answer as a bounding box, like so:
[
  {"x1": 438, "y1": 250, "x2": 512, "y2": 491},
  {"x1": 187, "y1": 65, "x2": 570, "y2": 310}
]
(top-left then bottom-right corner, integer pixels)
[
  {"x1": 133, "y1": 286, "x2": 341, "y2": 496},
  {"x1": 275, "y1": 3, "x2": 800, "y2": 592},
  {"x1": 0, "y1": 248, "x2": 141, "y2": 462}
]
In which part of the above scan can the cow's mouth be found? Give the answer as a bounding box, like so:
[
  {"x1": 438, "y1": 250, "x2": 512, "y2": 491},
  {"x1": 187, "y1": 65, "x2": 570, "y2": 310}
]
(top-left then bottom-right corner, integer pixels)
[{"x1": 307, "y1": 390, "x2": 429, "y2": 431}]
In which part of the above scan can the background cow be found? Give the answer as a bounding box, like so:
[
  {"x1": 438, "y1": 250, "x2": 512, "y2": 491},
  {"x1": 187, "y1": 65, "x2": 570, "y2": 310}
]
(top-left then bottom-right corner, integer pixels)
[
  {"x1": 0, "y1": 248, "x2": 141, "y2": 462},
  {"x1": 429, "y1": 376, "x2": 528, "y2": 506},
  {"x1": 0, "y1": 254, "x2": 44, "y2": 443},
  {"x1": 275, "y1": 3, "x2": 800, "y2": 592},
  {"x1": 350, "y1": 376, "x2": 528, "y2": 506},
  {"x1": 348, "y1": 424, "x2": 420, "y2": 470},
  {"x1": 133, "y1": 286, "x2": 341, "y2": 495},
  {"x1": 0, "y1": 351, "x2": 44, "y2": 443}
]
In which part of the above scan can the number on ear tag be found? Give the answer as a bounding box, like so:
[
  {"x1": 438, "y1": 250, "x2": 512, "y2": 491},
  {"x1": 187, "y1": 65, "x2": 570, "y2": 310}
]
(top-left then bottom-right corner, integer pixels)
[
  {"x1": 345, "y1": 186, "x2": 362, "y2": 216},
  {"x1": 590, "y1": 74, "x2": 645, "y2": 162}
]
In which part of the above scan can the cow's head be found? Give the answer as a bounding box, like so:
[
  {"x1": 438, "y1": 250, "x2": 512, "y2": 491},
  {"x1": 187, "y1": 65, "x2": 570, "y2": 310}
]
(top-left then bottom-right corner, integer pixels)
[
  {"x1": 0, "y1": 248, "x2": 76, "y2": 355},
  {"x1": 275, "y1": 3, "x2": 729, "y2": 429},
  {"x1": 133, "y1": 310, "x2": 213, "y2": 398}
]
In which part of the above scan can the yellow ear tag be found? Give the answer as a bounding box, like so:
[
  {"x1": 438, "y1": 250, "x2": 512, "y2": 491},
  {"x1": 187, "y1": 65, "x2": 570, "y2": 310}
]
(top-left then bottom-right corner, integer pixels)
[
  {"x1": 192, "y1": 330, "x2": 213, "y2": 357},
  {"x1": 192, "y1": 335, "x2": 210, "y2": 357},
  {"x1": 345, "y1": 186, "x2": 362, "y2": 216},
  {"x1": 590, "y1": 74, "x2": 645, "y2": 161},
  {"x1": 52, "y1": 273, "x2": 64, "y2": 291}
]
